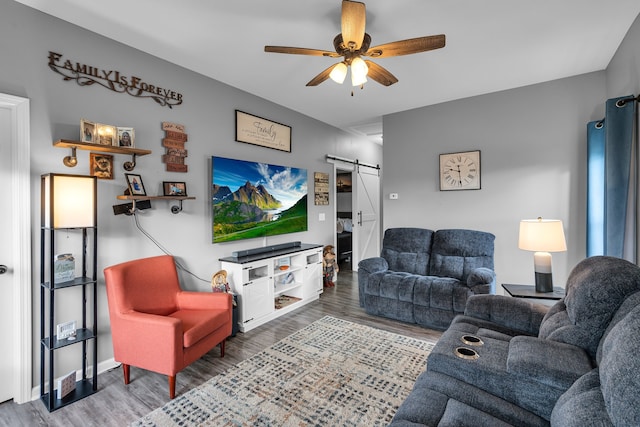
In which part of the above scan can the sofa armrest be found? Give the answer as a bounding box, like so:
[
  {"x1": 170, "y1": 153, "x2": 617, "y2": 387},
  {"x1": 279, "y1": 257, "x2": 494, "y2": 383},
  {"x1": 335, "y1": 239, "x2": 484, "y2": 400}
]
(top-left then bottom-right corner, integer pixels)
[
  {"x1": 507, "y1": 336, "x2": 593, "y2": 390},
  {"x1": 467, "y1": 267, "x2": 496, "y2": 293},
  {"x1": 464, "y1": 294, "x2": 549, "y2": 336},
  {"x1": 111, "y1": 311, "x2": 182, "y2": 373},
  {"x1": 358, "y1": 257, "x2": 389, "y2": 274}
]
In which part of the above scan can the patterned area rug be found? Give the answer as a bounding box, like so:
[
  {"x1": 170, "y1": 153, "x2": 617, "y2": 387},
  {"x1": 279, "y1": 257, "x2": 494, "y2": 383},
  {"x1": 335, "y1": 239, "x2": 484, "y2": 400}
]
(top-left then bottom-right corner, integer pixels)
[{"x1": 132, "y1": 316, "x2": 435, "y2": 427}]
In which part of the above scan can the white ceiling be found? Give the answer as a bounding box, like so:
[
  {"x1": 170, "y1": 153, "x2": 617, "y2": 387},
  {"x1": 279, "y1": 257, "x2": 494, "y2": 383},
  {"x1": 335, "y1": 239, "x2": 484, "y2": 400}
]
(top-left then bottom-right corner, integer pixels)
[{"x1": 15, "y1": 0, "x2": 640, "y2": 143}]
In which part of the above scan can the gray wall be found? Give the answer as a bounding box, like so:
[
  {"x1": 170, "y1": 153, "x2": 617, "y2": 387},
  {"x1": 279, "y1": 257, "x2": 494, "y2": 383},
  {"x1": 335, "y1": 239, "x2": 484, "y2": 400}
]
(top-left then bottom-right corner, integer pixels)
[
  {"x1": 383, "y1": 73, "x2": 606, "y2": 289},
  {"x1": 1, "y1": 1, "x2": 381, "y2": 384},
  {"x1": 381, "y1": 11, "x2": 640, "y2": 291}
]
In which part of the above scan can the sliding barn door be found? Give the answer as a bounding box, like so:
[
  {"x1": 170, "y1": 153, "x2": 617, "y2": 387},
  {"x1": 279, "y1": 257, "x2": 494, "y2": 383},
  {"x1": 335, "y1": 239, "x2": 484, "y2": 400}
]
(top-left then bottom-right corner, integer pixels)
[{"x1": 353, "y1": 165, "x2": 380, "y2": 270}]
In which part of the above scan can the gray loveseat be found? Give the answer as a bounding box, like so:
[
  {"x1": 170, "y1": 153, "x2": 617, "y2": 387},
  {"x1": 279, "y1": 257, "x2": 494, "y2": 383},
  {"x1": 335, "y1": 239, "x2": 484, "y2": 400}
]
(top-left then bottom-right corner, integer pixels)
[
  {"x1": 390, "y1": 256, "x2": 640, "y2": 426},
  {"x1": 358, "y1": 228, "x2": 496, "y2": 330}
]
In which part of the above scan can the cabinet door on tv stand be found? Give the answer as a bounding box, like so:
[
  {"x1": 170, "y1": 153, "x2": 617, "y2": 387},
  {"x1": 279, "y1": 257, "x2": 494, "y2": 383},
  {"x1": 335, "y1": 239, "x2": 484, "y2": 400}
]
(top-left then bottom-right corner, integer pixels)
[
  {"x1": 241, "y1": 278, "x2": 273, "y2": 326},
  {"x1": 303, "y1": 249, "x2": 323, "y2": 297}
]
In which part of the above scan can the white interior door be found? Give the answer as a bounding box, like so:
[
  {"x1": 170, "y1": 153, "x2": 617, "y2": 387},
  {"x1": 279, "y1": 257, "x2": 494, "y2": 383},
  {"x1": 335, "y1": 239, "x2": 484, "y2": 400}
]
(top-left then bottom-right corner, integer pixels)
[
  {"x1": 0, "y1": 93, "x2": 31, "y2": 404},
  {"x1": 352, "y1": 165, "x2": 380, "y2": 270},
  {"x1": 0, "y1": 107, "x2": 14, "y2": 403}
]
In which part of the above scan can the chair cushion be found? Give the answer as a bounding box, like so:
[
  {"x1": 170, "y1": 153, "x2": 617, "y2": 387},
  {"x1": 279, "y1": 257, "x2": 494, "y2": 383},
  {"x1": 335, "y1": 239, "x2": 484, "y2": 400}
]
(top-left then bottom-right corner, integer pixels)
[{"x1": 169, "y1": 309, "x2": 230, "y2": 348}]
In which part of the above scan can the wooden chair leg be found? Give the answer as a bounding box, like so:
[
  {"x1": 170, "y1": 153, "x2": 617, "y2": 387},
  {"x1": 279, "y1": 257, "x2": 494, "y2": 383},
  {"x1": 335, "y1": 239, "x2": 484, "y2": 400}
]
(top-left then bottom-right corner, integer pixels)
[
  {"x1": 169, "y1": 375, "x2": 176, "y2": 399},
  {"x1": 220, "y1": 339, "x2": 226, "y2": 357},
  {"x1": 122, "y1": 364, "x2": 130, "y2": 385}
]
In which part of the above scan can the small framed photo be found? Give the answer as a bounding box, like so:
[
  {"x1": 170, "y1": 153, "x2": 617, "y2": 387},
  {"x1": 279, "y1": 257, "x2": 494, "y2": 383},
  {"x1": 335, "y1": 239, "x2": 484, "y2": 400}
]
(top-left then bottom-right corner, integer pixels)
[
  {"x1": 81, "y1": 119, "x2": 96, "y2": 143},
  {"x1": 56, "y1": 320, "x2": 77, "y2": 341},
  {"x1": 117, "y1": 127, "x2": 135, "y2": 148},
  {"x1": 125, "y1": 173, "x2": 146, "y2": 196},
  {"x1": 89, "y1": 153, "x2": 114, "y2": 179},
  {"x1": 96, "y1": 123, "x2": 117, "y2": 146},
  {"x1": 163, "y1": 181, "x2": 187, "y2": 196}
]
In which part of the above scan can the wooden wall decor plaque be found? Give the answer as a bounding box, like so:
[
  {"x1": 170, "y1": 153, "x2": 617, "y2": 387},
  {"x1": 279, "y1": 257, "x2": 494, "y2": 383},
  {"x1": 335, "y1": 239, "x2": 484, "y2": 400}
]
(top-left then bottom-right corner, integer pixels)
[
  {"x1": 162, "y1": 122, "x2": 188, "y2": 172},
  {"x1": 235, "y1": 110, "x2": 291, "y2": 152}
]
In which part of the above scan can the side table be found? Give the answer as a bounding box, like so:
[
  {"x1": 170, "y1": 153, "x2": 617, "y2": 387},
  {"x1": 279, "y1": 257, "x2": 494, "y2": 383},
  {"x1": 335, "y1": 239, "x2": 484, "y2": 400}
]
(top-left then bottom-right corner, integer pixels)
[{"x1": 501, "y1": 283, "x2": 565, "y2": 300}]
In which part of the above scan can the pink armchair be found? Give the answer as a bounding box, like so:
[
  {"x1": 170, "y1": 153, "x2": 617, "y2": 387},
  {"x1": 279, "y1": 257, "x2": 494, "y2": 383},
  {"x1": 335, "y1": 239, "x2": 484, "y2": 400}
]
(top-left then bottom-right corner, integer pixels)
[{"x1": 104, "y1": 255, "x2": 232, "y2": 399}]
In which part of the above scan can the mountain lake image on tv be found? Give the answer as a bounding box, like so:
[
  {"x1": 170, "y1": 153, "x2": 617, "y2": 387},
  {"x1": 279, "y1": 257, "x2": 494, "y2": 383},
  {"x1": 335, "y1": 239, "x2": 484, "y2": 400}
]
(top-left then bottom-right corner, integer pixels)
[{"x1": 212, "y1": 156, "x2": 308, "y2": 243}]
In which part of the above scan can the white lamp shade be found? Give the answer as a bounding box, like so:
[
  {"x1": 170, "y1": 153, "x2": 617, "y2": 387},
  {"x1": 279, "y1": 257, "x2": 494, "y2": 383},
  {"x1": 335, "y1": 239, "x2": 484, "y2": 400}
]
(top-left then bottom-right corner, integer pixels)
[
  {"x1": 42, "y1": 174, "x2": 96, "y2": 228},
  {"x1": 350, "y1": 57, "x2": 368, "y2": 86},
  {"x1": 518, "y1": 218, "x2": 567, "y2": 252},
  {"x1": 329, "y1": 62, "x2": 348, "y2": 84}
]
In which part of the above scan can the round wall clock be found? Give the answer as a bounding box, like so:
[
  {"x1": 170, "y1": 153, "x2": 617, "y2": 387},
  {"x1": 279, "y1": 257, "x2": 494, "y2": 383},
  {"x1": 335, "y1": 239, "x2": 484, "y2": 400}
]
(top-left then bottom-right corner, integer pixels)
[{"x1": 439, "y1": 150, "x2": 481, "y2": 191}]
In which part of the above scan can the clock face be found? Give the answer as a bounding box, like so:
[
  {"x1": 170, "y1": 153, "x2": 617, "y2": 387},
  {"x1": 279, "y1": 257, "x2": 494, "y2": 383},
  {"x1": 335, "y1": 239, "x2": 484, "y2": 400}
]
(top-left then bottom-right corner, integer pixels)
[{"x1": 439, "y1": 150, "x2": 481, "y2": 191}]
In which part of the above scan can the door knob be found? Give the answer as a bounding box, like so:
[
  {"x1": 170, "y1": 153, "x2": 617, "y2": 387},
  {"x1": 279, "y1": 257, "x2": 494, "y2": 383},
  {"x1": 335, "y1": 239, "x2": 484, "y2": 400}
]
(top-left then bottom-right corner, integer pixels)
[{"x1": 0, "y1": 265, "x2": 7, "y2": 274}]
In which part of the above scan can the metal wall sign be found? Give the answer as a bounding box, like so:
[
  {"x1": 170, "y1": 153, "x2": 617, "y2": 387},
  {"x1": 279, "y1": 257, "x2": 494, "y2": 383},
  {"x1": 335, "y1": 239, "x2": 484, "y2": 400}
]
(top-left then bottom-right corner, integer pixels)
[{"x1": 48, "y1": 51, "x2": 183, "y2": 109}]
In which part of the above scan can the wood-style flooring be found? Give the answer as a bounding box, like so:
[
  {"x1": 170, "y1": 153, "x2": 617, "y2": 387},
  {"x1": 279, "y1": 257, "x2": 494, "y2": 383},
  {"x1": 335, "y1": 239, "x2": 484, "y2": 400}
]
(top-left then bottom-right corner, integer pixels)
[{"x1": 0, "y1": 268, "x2": 441, "y2": 427}]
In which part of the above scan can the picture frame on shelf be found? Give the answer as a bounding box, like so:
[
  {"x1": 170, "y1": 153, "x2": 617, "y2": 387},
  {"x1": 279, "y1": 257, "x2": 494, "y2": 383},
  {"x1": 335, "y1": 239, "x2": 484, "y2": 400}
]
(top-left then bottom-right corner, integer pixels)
[
  {"x1": 96, "y1": 123, "x2": 117, "y2": 146},
  {"x1": 163, "y1": 181, "x2": 187, "y2": 196},
  {"x1": 117, "y1": 127, "x2": 135, "y2": 148},
  {"x1": 125, "y1": 173, "x2": 147, "y2": 196},
  {"x1": 89, "y1": 153, "x2": 114, "y2": 179},
  {"x1": 56, "y1": 320, "x2": 77, "y2": 341},
  {"x1": 80, "y1": 119, "x2": 96, "y2": 143}
]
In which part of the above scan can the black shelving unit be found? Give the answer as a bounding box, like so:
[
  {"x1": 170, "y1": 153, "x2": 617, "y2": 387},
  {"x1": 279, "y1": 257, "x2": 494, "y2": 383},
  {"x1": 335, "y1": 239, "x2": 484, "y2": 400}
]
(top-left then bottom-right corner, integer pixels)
[{"x1": 40, "y1": 174, "x2": 98, "y2": 412}]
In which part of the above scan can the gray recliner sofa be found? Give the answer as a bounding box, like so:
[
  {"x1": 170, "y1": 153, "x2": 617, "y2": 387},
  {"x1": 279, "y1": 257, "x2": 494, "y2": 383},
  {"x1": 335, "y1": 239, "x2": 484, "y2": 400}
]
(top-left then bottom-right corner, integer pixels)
[
  {"x1": 358, "y1": 228, "x2": 496, "y2": 330},
  {"x1": 390, "y1": 256, "x2": 640, "y2": 426}
]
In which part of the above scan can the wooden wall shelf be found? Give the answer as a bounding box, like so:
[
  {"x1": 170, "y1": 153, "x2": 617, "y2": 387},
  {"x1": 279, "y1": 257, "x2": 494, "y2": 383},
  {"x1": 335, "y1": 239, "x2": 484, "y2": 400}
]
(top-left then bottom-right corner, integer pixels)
[
  {"x1": 54, "y1": 139, "x2": 152, "y2": 171},
  {"x1": 54, "y1": 139, "x2": 152, "y2": 156},
  {"x1": 116, "y1": 195, "x2": 195, "y2": 201},
  {"x1": 117, "y1": 195, "x2": 195, "y2": 214}
]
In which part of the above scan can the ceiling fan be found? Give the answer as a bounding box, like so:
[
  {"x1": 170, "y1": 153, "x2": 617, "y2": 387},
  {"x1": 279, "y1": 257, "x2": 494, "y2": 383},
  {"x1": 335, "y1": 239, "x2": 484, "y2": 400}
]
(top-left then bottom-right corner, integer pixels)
[{"x1": 264, "y1": 0, "x2": 445, "y2": 88}]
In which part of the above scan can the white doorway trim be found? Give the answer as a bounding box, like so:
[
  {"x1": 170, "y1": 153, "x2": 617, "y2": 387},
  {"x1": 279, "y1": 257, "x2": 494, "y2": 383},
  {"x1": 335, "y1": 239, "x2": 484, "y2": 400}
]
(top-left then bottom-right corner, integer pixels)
[{"x1": 1, "y1": 93, "x2": 32, "y2": 404}]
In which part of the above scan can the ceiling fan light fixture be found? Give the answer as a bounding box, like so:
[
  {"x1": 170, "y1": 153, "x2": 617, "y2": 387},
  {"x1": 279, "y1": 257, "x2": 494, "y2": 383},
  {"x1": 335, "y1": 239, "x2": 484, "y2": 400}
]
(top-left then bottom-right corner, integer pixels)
[
  {"x1": 329, "y1": 62, "x2": 348, "y2": 84},
  {"x1": 350, "y1": 56, "x2": 368, "y2": 86}
]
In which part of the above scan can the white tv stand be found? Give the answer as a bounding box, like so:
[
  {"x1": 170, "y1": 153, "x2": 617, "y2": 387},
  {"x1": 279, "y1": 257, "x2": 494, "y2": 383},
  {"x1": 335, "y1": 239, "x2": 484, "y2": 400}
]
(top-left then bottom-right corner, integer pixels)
[{"x1": 220, "y1": 243, "x2": 323, "y2": 333}]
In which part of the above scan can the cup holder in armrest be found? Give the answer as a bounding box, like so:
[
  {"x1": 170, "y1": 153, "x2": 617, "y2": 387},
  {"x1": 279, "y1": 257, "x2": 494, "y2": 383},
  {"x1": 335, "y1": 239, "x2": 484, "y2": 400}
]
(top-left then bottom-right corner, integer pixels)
[
  {"x1": 455, "y1": 347, "x2": 479, "y2": 360},
  {"x1": 461, "y1": 334, "x2": 484, "y2": 346}
]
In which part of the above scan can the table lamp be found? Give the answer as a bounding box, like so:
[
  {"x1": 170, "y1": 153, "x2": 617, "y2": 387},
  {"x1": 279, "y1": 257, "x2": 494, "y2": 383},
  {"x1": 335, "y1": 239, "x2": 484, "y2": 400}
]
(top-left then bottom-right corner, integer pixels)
[{"x1": 518, "y1": 217, "x2": 567, "y2": 292}]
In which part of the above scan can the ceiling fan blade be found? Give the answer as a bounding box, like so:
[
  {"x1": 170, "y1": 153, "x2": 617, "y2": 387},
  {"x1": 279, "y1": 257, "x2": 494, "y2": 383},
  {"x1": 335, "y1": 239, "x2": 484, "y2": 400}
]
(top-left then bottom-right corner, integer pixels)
[
  {"x1": 341, "y1": 0, "x2": 366, "y2": 51},
  {"x1": 364, "y1": 34, "x2": 446, "y2": 58},
  {"x1": 306, "y1": 63, "x2": 341, "y2": 87},
  {"x1": 364, "y1": 60, "x2": 398, "y2": 86},
  {"x1": 265, "y1": 46, "x2": 340, "y2": 57}
]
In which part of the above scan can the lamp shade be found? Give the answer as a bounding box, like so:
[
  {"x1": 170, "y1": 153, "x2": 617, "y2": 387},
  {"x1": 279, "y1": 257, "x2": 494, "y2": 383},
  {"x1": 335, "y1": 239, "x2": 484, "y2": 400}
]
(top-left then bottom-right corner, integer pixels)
[
  {"x1": 350, "y1": 57, "x2": 368, "y2": 86},
  {"x1": 518, "y1": 218, "x2": 567, "y2": 252},
  {"x1": 329, "y1": 62, "x2": 348, "y2": 84},
  {"x1": 42, "y1": 173, "x2": 97, "y2": 228}
]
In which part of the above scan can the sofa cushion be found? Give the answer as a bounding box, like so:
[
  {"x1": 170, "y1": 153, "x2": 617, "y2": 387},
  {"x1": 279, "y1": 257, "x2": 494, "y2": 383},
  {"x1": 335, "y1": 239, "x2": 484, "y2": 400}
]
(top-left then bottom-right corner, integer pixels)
[
  {"x1": 429, "y1": 229, "x2": 495, "y2": 281},
  {"x1": 380, "y1": 228, "x2": 433, "y2": 276},
  {"x1": 395, "y1": 370, "x2": 549, "y2": 427},
  {"x1": 507, "y1": 336, "x2": 593, "y2": 390}
]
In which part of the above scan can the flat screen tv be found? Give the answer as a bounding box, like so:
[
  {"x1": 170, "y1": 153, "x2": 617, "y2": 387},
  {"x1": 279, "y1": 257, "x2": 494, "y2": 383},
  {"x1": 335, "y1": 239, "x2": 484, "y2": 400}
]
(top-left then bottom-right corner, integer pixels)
[{"x1": 211, "y1": 156, "x2": 308, "y2": 243}]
